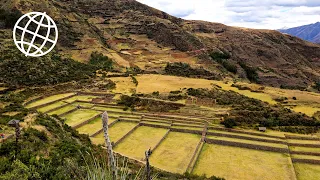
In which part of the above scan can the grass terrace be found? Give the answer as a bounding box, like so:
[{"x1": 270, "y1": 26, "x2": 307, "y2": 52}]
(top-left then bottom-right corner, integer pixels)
[
  {"x1": 150, "y1": 132, "x2": 201, "y2": 174},
  {"x1": 37, "y1": 101, "x2": 67, "y2": 113},
  {"x1": 90, "y1": 121, "x2": 138, "y2": 145},
  {"x1": 64, "y1": 95, "x2": 98, "y2": 103},
  {"x1": 26, "y1": 92, "x2": 75, "y2": 108},
  {"x1": 114, "y1": 126, "x2": 168, "y2": 160},
  {"x1": 193, "y1": 144, "x2": 295, "y2": 180},
  {"x1": 294, "y1": 163, "x2": 320, "y2": 180},
  {"x1": 206, "y1": 135, "x2": 288, "y2": 149},
  {"x1": 62, "y1": 109, "x2": 101, "y2": 127},
  {"x1": 76, "y1": 117, "x2": 117, "y2": 136},
  {"x1": 48, "y1": 105, "x2": 76, "y2": 116}
]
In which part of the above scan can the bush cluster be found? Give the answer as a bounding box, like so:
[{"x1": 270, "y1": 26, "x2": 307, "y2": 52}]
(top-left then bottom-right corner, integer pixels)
[
  {"x1": 165, "y1": 62, "x2": 219, "y2": 80},
  {"x1": 187, "y1": 88, "x2": 320, "y2": 133},
  {"x1": 209, "y1": 52, "x2": 237, "y2": 74},
  {"x1": 0, "y1": 9, "x2": 22, "y2": 28},
  {"x1": 89, "y1": 52, "x2": 113, "y2": 70},
  {"x1": 239, "y1": 62, "x2": 259, "y2": 83}
]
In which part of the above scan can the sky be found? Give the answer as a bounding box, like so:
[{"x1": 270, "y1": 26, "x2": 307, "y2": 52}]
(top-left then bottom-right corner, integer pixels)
[{"x1": 136, "y1": 0, "x2": 320, "y2": 29}]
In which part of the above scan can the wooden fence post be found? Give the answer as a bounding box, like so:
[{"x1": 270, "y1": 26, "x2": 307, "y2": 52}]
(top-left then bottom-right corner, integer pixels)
[{"x1": 102, "y1": 112, "x2": 117, "y2": 180}]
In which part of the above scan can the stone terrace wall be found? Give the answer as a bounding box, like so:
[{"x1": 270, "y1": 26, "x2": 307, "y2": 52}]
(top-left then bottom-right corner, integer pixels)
[
  {"x1": 59, "y1": 108, "x2": 78, "y2": 117},
  {"x1": 151, "y1": 130, "x2": 171, "y2": 153},
  {"x1": 72, "y1": 113, "x2": 102, "y2": 129},
  {"x1": 90, "y1": 120, "x2": 119, "y2": 137},
  {"x1": 205, "y1": 138, "x2": 289, "y2": 153},
  {"x1": 208, "y1": 127, "x2": 285, "y2": 139},
  {"x1": 44, "y1": 102, "x2": 72, "y2": 114},
  {"x1": 285, "y1": 135, "x2": 320, "y2": 141},
  {"x1": 186, "y1": 140, "x2": 204, "y2": 173},
  {"x1": 23, "y1": 91, "x2": 75, "y2": 106},
  {"x1": 290, "y1": 151, "x2": 320, "y2": 156},
  {"x1": 113, "y1": 124, "x2": 141, "y2": 147},
  {"x1": 292, "y1": 158, "x2": 320, "y2": 165},
  {"x1": 30, "y1": 94, "x2": 77, "y2": 110},
  {"x1": 206, "y1": 132, "x2": 286, "y2": 144},
  {"x1": 170, "y1": 128, "x2": 203, "y2": 135},
  {"x1": 288, "y1": 143, "x2": 320, "y2": 148}
]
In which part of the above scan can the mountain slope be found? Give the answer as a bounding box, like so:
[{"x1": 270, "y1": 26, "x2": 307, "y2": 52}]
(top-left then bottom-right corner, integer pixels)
[
  {"x1": 1, "y1": 0, "x2": 320, "y2": 89},
  {"x1": 280, "y1": 22, "x2": 320, "y2": 44}
]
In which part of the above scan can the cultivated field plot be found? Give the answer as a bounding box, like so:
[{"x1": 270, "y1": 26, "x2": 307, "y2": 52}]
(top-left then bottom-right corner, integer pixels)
[
  {"x1": 48, "y1": 105, "x2": 76, "y2": 116},
  {"x1": 294, "y1": 163, "x2": 320, "y2": 180},
  {"x1": 26, "y1": 92, "x2": 75, "y2": 108},
  {"x1": 150, "y1": 132, "x2": 201, "y2": 174},
  {"x1": 193, "y1": 144, "x2": 295, "y2": 180},
  {"x1": 287, "y1": 139, "x2": 320, "y2": 145},
  {"x1": 72, "y1": 102, "x2": 95, "y2": 108},
  {"x1": 76, "y1": 117, "x2": 117, "y2": 136},
  {"x1": 114, "y1": 126, "x2": 168, "y2": 160},
  {"x1": 62, "y1": 109, "x2": 101, "y2": 127},
  {"x1": 91, "y1": 121, "x2": 138, "y2": 145},
  {"x1": 208, "y1": 129, "x2": 285, "y2": 141},
  {"x1": 64, "y1": 95, "x2": 98, "y2": 103},
  {"x1": 206, "y1": 135, "x2": 288, "y2": 148},
  {"x1": 289, "y1": 146, "x2": 320, "y2": 153},
  {"x1": 37, "y1": 101, "x2": 67, "y2": 113}
]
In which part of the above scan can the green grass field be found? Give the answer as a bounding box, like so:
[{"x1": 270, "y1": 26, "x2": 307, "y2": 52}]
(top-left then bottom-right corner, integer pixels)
[
  {"x1": 26, "y1": 93, "x2": 75, "y2": 108},
  {"x1": 171, "y1": 125, "x2": 203, "y2": 131},
  {"x1": 294, "y1": 163, "x2": 320, "y2": 180},
  {"x1": 149, "y1": 132, "x2": 201, "y2": 174},
  {"x1": 48, "y1": 105, "x2": 76, "y2": 116},
  {"x1": 193, "y1": 144, "x2": 295, "y2": 180},
  {"x1": 206, "y1": 135, "x2": 288, "y2": 148},
  {"x1": 64, "y1": 95, "x2": 98, "y2": 103},
  {"x1": 114, "y1": 126, "x2": 168, "y2": 160},
  {"x1": 37, "y1": 101, "x2": 67, "y2": 113},
  {"x1": 90, "y1": 121, "x2": 138, "y2": 145},
  {"x1": 62, "y1": 109, "x2": 101, "y2": 127},
  {"x1": 76, "y1": 117, "x2": 117, "y2": 136}
]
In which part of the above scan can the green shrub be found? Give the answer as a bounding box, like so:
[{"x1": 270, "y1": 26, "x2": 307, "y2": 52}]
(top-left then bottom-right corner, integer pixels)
[
  {"x1": 165, "y1": 62, "x2": 218, "y2": 79},
  {"x1": 209, "y1": 52, "x2": 231, "y2": 61},
  {"x1": 89, "y1": 52, "x2": 113, "y2": 70},
  {"x1": 239, "y1": 62, "x2": 259, "y2": 83},
  {"x1": 221, "y1": 118, "x2": 237, "y2": 128},
  {"x1": 0, "y1": 9, "x2": 22, "y2": 28}
]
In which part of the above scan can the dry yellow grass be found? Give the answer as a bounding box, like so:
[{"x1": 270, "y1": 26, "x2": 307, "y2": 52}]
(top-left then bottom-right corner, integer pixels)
[
  {"x1": 114, "y1": 126, "x2": 168, "y2": 160},
  {"x1": 193, "y1": 144, "x2": 295, "y2": 180},
  {"x1": 149, "y1": 132, "x2": 201, "y2": 174},
  {"x1": 26, "y1": 93, "x2": 75, "y2": 108},
  {"x1": 62, "y1": 109, "x2": 101, "y2": 127},
  {"x1": 109, "y1": 75, "x2": 277, "y2": 104},
  {"x1": 292, "y1": 106, "x2": 320, "y2": 117},
  {"x1": 294, "y1": 163, "x2": 320, "y2": 180}
]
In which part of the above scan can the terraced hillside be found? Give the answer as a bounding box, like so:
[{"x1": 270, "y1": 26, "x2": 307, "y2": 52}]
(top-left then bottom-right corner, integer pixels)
[
  {"x1": 1, "y1": 0, "x2": 320, "y2": 88},
  {"x1": 24, "y1": 92, "x2": 320, "y2": 179}
]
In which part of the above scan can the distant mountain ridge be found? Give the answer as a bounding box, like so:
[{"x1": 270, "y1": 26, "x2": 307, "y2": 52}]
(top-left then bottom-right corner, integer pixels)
[{"x1": 280, "y1": 22, "x2": 320, "y2": 44}]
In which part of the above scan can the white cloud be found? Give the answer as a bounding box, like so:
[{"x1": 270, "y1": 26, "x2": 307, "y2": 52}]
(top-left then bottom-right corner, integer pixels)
[{"x1": 137, "y1": 0, "x2": 320, "y2": 29}]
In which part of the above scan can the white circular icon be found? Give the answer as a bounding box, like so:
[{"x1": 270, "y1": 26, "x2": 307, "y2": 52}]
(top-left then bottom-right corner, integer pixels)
[{"x1": 13, "y1": 12, "x2": 58, "y2": 57}]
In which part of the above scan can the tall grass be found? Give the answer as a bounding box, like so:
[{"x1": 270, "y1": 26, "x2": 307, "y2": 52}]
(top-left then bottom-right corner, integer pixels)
[{"x1": 71, "y1": 151, "x2": 158, "y2": 180}]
